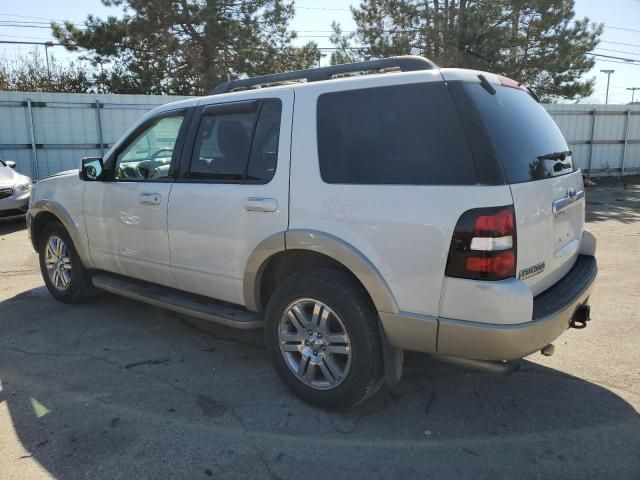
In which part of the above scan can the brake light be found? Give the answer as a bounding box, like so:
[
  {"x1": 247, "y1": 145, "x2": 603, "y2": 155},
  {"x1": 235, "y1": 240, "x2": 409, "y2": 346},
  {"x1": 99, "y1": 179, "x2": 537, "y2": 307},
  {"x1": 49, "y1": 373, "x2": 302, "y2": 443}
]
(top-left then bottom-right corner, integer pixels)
[
  {"x1": 498, "y1": 75, "x2": 526, "y2": 91},
  {"x1": 445, "y1": 206, "x2": 517, "y2": 281}
]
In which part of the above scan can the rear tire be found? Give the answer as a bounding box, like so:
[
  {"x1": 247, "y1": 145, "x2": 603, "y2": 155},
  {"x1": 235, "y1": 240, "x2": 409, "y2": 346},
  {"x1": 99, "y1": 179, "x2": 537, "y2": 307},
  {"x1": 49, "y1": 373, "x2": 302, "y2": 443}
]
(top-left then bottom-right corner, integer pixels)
[
  {"x1": 264, "y1": 268, "x2": 384, "y2": 410},
  {"x1": 38, "y1": 221, "x2": 92, "y2": 303}
]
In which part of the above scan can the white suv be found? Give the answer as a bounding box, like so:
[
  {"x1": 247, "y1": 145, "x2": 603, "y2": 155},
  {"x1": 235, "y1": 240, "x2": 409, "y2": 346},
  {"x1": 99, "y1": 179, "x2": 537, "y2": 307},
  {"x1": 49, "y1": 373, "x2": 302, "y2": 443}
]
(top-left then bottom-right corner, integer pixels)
[{"x1": 27, "y1": 57, "x2": 597, "y2": 409}]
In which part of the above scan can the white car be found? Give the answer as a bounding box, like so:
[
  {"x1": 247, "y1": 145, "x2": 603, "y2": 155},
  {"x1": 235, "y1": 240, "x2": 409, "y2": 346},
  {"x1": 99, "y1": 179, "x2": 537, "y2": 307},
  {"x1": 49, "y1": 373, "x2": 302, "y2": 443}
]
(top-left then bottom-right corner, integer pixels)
[
  {"x1": 27, "y1": 57, "x2": 597, "y2": 409},
  {"x1": 0, "y1": 158, "x2": 32, "y2": 221}
]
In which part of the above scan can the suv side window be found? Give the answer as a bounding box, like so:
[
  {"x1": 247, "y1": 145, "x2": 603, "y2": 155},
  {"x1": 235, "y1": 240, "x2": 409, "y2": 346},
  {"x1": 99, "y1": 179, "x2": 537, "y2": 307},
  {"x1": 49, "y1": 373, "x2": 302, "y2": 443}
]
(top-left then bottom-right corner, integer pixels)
[
  {"x1": 188, "y1": 99, "x2": 282, "y2": 183},
  {"x1": 247, "y1": 100, "x2": 281, "y2": 183},
  {"x1": 115, "y1": 114, "x2": 185, "y2": 181},
  {"x1": 317, "y1": 83, "x2": 477, "y2": 185}
]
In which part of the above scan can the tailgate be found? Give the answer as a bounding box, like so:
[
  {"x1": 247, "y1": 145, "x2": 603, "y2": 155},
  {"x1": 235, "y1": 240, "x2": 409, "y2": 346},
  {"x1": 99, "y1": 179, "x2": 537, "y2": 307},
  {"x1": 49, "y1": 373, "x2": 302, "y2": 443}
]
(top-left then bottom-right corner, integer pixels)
[
  {"x1": 511, "y1": 171, "x2": 585, "y2": 295},
  {"x1": 458, "y1": 74, "x2": 586, "y2": 295}
]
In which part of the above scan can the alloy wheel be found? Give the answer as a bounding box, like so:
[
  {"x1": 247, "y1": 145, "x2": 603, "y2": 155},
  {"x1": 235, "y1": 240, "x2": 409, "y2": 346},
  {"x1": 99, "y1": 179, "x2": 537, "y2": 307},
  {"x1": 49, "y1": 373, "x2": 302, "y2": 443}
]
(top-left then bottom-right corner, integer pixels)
[
  {"x1": 278, "y1": 298, "x2": 352, "y2": 390},
  {"x1": 44, "y1": 235, "x2": 72, "y2": 290}
]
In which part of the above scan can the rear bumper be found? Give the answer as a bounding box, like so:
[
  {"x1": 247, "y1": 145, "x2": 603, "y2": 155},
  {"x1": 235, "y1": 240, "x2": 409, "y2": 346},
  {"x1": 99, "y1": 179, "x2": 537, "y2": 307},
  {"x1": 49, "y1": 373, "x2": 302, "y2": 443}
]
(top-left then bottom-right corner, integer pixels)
[{"x1": 436, "y1": 255, "x2": 597, "y2": 360}]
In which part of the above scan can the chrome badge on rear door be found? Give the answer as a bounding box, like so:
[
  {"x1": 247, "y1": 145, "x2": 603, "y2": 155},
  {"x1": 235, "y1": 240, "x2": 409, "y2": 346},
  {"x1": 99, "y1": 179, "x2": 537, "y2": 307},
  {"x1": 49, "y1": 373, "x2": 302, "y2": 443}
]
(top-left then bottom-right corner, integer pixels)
[{"x1": 519, "y1": 262, "x2": 545, "y2": 280}]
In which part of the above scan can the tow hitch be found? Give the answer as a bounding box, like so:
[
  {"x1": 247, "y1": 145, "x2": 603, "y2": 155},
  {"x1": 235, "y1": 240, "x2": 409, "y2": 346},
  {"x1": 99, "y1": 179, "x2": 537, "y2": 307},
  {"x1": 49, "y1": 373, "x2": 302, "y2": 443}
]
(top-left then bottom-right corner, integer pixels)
[{"x1": 570, "y1": 304, "x2": 591, "y2": 329}]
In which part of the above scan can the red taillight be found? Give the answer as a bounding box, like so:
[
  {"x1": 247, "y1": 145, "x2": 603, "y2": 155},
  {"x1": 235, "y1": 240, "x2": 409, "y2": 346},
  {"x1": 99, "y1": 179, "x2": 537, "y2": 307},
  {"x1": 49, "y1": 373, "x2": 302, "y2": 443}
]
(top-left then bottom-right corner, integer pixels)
[
  {"x1": 445, "y1": 206, "x2": 517, "y2": 281},
  {"x1": 474, "y1": 209, "x2": 514, "y2": 236},
  {"x1": 465, "y1": 251, "x2": 515, "y2": 277}
]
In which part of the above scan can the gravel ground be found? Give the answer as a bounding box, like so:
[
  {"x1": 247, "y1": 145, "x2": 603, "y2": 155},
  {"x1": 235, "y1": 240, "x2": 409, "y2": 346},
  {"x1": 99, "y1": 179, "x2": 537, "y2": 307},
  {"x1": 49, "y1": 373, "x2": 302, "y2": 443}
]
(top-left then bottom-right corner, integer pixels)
[{"x1": 0, "y1": 181, "x2": 639, "y2": 480}]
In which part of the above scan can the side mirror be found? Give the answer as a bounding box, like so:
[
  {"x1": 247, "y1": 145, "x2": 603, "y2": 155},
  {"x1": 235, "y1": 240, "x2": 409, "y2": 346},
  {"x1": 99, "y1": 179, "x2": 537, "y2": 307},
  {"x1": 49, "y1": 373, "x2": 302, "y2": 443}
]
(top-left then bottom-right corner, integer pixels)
[
  {"x1": 80, "y1": 157, "x2": 104, "y2": 181},
  {"x1": 5, "y1": 160, "x2": 16, "y2": 169}
]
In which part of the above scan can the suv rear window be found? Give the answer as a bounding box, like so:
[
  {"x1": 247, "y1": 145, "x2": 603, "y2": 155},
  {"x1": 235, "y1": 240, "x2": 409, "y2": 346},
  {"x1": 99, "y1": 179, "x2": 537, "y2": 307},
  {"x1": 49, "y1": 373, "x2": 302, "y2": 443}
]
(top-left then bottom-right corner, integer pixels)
[
  {"x1": 317, "y1": 83, "x2": 478, "y2": 185},
  {"x1": 467, "y1": 84, "x2": 574, "y2": 183}
]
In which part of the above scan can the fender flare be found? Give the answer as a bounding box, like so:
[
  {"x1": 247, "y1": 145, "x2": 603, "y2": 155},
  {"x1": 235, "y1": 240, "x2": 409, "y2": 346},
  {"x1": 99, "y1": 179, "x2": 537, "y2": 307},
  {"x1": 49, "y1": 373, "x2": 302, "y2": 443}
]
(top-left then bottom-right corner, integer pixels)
[
  {"x1": 29, "y1": 200, "x2": 94, "y2": 269},
  {"x1": 243, "y1": 229, "x2": 399, "y2": 315}
]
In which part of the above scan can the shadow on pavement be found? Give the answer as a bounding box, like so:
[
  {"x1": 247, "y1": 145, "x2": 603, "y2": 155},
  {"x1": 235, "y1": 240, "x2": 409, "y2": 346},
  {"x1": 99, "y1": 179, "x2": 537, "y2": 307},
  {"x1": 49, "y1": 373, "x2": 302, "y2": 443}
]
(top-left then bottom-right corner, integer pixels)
[
  {"x1": 587, "y1": 199, "x2": 640, "y2": 224},
  {"x1": 1, "y1": 288, "x2": 639, "y2": 479},
  {"x1": 586, "y1": 184, "x2": 640, "y2": 224},
  {"x1": 0, "y1": 218, "x2": 27, "y2": 236}
]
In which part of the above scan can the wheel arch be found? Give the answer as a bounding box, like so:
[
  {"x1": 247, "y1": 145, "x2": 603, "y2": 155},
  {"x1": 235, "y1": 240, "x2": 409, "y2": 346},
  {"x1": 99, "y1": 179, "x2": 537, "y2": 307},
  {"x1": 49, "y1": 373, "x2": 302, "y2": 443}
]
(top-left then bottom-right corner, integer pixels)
[
  {"x1": 29, "y1": 200, "x2": 93, "y2": 269},
  {"x1": 243, "y1": 229, "x2": 399, "y2": 315}
]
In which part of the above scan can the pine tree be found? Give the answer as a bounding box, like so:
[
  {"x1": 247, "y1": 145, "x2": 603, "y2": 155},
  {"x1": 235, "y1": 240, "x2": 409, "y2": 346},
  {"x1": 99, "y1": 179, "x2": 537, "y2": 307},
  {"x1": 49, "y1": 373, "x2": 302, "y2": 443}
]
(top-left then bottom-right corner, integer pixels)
[
  {"x1": 331, "y1": 0, "x2": 602, "y2": 101},
  {"x1": 51, "y1": 0, "x2": 320, "y2": 95}
]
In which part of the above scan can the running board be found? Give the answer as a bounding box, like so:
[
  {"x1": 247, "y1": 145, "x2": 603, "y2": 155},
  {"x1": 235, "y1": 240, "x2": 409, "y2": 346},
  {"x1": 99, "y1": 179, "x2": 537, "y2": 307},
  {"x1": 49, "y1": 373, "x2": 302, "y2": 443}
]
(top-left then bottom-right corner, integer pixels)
[{"x1": 92, "y1": 273, "x2": 263, "y2": 330}]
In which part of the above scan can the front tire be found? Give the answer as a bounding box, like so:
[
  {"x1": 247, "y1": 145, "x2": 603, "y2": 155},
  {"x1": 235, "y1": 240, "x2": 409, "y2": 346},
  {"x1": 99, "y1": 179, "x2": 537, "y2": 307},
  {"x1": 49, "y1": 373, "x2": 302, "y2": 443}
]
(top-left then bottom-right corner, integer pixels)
[
  {"x1": 38, "y1": 221, "x2": 92, "y2": 303},
  {"x1": 264, "y1": 268, "x2": 384, "y2": 410}
]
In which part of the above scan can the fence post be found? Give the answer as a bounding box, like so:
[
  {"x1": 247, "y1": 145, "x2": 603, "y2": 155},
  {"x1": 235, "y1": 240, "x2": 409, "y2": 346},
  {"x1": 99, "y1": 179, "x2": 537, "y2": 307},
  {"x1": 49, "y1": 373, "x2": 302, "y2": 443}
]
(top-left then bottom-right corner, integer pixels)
[
  {"x1": 587, "y1": 108, "x2": 597, "y2": 174},
  {"x1": 95, "y1": 100, "x2": 105, "y2": 156},
  {"x1": 622, "y1": 109, "x2": 631, "y2": 176},
  {"x1": 26, "y1": 98, "x2": 39, "y2": 180}
]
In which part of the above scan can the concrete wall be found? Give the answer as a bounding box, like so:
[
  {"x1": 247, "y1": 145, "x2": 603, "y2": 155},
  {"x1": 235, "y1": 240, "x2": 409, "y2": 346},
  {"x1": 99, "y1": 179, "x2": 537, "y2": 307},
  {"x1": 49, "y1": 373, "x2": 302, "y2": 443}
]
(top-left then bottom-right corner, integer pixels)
[{"x1": 1, "y1": 91, "x2": 639, "y2": 179}]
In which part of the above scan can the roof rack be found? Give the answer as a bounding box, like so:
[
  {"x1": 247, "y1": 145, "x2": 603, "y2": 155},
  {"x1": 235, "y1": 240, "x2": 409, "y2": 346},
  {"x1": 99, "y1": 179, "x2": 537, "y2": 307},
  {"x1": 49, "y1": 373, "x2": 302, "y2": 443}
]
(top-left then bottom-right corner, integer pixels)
[{"x1": 209, "y1": 56, "x2": 438, "y2": 95}]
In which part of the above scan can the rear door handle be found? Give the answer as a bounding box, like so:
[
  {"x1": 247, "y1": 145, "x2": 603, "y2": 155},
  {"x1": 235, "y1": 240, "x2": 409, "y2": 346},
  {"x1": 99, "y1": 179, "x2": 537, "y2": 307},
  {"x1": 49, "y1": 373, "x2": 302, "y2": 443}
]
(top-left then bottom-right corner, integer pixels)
[
  {"x1": 139, "y1": 192, "x2": 162, "y2": 205},
  {"x1": 552, "y1": 188, "x2": 584, "y2": 216},
  {"x1": 244, "y1": 197, "x2": 278, "y2": 213}
]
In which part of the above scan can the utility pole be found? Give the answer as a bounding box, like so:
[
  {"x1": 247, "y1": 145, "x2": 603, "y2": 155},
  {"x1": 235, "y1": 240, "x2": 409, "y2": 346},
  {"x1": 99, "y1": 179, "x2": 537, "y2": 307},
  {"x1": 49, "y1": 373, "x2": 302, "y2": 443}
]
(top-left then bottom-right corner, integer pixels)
[
  {"x1": 600, "y1": 70, "x2": 615, "y2": 104},
  {"x1": 44, "y1": 41, "x2": 53, "y2": 77},
  {"x1": 0, "y1": 40, "x2": 60, "y2": 77},
  {"x1": 627, "y1": 87, "x2": 640, "y2": 103}
]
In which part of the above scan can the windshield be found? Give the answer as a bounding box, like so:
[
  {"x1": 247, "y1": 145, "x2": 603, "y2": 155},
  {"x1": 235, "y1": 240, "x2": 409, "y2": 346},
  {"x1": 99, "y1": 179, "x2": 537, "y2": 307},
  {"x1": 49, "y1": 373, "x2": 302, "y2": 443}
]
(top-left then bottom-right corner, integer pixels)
[{"x1": 468, "y1": 83, "x2": 574, "y2": 183}]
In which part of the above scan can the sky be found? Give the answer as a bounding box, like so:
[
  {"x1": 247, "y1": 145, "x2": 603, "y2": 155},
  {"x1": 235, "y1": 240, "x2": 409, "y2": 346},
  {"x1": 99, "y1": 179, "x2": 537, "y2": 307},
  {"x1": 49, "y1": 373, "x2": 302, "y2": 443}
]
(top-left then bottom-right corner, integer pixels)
[{"x1": 0, "y1": 0, "x2": 639, "y2": 104}]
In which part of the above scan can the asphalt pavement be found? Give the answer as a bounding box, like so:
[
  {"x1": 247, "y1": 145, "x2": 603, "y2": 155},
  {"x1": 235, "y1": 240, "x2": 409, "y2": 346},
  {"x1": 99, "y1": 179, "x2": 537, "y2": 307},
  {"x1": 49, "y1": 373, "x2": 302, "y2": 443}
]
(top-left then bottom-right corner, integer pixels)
[{"x1": 1, "y1": 180, "x2": 639, "y2": 479}]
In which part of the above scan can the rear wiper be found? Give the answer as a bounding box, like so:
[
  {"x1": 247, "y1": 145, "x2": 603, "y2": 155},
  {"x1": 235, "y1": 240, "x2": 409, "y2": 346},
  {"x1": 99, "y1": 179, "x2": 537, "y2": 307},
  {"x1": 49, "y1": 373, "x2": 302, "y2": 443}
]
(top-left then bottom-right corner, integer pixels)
[
  {"x1": 537, "y1": 150, "x2": 572, "y2": 161},
  {"x1": 526, "y1": 86, "x2": 541, "y2": 103},
  {"x1": 477, "y1": 74, "x2": 496, "y2": 95}
]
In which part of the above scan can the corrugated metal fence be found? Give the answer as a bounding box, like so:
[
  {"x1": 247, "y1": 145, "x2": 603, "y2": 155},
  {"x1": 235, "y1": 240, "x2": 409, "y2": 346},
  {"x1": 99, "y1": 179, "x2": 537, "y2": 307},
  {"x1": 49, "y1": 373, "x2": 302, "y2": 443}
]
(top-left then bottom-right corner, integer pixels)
[
  {"x1": 0, "y1": 91, "x2": 190, "y2": 179},
  {"x1": 546, "y1": 103, "x2": 640, "y2": 176},
  {"x1": 1, "y1": 91, "x2": 640, "y2": 179}
]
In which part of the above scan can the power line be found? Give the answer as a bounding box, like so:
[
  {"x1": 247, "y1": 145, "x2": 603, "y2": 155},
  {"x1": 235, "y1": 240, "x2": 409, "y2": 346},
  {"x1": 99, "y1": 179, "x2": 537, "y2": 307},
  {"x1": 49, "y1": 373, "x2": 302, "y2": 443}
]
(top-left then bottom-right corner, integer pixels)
[
  {"x1": 604, "y1": 25, "x2": 640, "y2": 34},
  {"x1": 590, "y1": 52, "x2": 640, "y2": 63},
  {"x1": 0, "y1": 38, "x2": 637, "y2": 65},
  {"x1": 0, "y1": 19, "x2": 51, "y2": 25},
  {"x1": 1, "y1": 9, "x2": 639, "y2": 33},
  {"x1": 601, "y1": 40, "x2": 640, "y2": 49},
  {"x1": 0, "y1": 23, "x2": 53, "y2": 29},
  {"x1": 595, "y1": 47, "x2": 640, "y2": 58},
  {"x1": 0, "y1": 33, "x2": 53, "y2": 40},
  {"x1": 0, "y1": 12, "x2": 83, "y2": 22},
  {"x1": 595, "y1": 59, "x2": 640, "y2": 66}
]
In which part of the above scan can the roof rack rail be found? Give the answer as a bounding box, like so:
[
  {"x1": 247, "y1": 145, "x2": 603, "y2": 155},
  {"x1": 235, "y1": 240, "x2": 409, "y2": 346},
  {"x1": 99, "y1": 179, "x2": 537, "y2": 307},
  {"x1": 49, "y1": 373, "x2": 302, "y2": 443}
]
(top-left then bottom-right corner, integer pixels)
[{"x1": 209, "y1": 55, "x2": 438, "y2": 95}]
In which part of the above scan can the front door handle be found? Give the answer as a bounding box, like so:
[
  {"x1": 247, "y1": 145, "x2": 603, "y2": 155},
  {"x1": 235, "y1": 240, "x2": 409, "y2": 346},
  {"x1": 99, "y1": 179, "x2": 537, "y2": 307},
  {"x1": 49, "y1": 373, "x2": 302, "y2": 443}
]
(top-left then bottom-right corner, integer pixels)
[
  {"x1": 139, "y1": 192, "x2": 162, "y2": 205},
  {"x1": 244, "y1": 197, "x2": 278, "y2": 213}
]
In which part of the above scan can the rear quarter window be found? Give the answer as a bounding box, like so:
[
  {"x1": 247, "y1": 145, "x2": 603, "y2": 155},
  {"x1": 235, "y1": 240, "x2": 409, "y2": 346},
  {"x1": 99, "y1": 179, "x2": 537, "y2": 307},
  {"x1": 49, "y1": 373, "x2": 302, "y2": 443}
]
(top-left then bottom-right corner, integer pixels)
[
  {"x1": 467, "y1": 83, "x2": 574, "y2": 183},
  {"x1": 317, "y1": 82, "x2": 478, "y2": 185}
]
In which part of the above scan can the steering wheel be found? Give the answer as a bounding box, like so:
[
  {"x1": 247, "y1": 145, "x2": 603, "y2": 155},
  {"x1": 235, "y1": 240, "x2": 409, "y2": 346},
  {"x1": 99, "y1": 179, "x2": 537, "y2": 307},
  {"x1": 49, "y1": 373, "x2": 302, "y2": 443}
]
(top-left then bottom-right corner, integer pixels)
[
  {"x1": 145, "y1": 148, "x2": 175, "y2": 178},
  {"x1": 116, "y1": 149, "x2": 174, "y2": 179},
  {"x1": 117, "y1": 164, "x2": 140, "y2": 179},
  {"x1": 150, "y1": 147, "x2": 174, "y2": 161}
]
